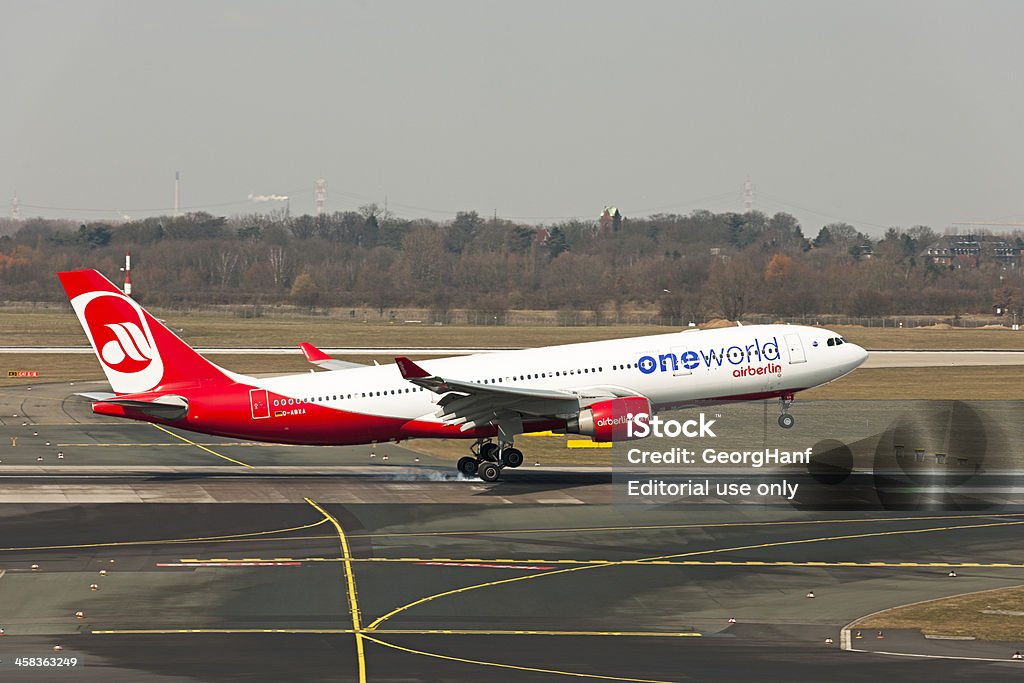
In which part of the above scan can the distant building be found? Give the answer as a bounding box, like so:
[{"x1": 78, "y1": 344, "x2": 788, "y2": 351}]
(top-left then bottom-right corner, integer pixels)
[
  {"x1": 923, "y1": 234, "x2": 1021, "y2": 269},
  {"x1": 852, "y1": 244, "x2": 874, "y2": 260},
  {"x1": 600, "y1": 206, "x2": 622, "y2": 233}
]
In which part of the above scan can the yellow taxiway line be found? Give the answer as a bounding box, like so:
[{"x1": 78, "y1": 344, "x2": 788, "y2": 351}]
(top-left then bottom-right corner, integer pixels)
[
  {"x1": 78, "y1": 511, "x2": 1024, "y2": 683},
  {"x1": 362, "y1": 634, "x2": 679, "y2": 683},
  {"x1": 305, "y1": 497, "x2": 366, "y2": 683},
  {"x1": 365, "y1": 518, "x2": 1024, "y2": 630},
  {"x1": 151, "y1": 424, "x2": 254, "y2": 468},
  {"x1": 0, "y1": 517, "x2": 329, "y2": 553}
]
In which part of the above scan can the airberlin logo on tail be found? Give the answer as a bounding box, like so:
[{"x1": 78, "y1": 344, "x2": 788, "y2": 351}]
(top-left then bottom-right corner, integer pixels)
[
  {"x1": 71, "y1": 291, "x2": 164, "y2": 393},
  {"x1": 99, "y1": 322, "x2": 154, "y2": 370}
]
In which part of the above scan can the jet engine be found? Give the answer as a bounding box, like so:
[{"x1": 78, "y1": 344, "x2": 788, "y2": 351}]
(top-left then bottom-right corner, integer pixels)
[{"x1": 566, "y1": 396, "x2": 651, "y2": 442}]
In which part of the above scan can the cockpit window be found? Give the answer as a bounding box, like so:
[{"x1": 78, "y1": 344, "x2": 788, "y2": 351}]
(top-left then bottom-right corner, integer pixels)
[{"x1": 827, "y1": 338, "x2": 835, "y2": 347}]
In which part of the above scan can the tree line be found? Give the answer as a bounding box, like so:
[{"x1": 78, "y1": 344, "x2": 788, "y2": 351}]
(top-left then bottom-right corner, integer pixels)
[{"x1": 0, "y1": 207, "x2": 1021, "y2": 322}]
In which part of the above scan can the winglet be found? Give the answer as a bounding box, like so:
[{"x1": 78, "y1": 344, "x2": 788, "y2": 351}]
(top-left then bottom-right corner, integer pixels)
[
  {"x1": 395, "y1": 356, "x2": 431, "y2": 379},
  {"x1": 299, "y1": 342, "x2": 332, "y2": 363}
]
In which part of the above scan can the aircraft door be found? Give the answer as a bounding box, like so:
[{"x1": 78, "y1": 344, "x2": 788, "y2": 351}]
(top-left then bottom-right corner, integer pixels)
[
  {"x1": 250, "y1": 388, "x2": 271, "y2": 419},
  {"x1": 784, "y1": 334, "x2": 806, "y2": 364},
  {"x1": 669, "y1": 346, "x2": 692, "y2": 376}
]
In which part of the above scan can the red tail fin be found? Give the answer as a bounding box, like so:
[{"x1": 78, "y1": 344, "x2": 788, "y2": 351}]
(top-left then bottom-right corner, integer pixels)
[{"x1": 58, "y1": 269, "x2": 233, "y2": 395}]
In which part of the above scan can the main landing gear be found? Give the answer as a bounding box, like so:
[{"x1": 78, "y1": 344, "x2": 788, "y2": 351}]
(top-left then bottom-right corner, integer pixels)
[
  {"x1": 457, "y1": 439, "x2": 524, "y2": 482},
  {"x1": 778, "y1": 393, "x2": 796, "y2": 429}
]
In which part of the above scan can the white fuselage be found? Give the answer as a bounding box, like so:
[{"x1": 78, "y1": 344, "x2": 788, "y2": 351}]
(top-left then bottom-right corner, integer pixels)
[{"x1": 250, "y1": 324, "x2": 867, "y2": 423}]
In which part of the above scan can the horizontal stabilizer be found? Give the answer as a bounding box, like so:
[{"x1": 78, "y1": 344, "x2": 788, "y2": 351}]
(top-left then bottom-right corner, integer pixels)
[
  {"x1": 299, "y1": 342, "x2": 366, "y2": 371},
  {"x1": 91, "y1": 394, "x2": 188, "y2": 420}
]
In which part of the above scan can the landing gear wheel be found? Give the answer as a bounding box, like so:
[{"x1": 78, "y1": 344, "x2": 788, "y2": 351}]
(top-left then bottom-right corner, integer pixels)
[
  {"x1": 778, "y1": 414, "x2": 795, "y2": 429},
  {"x1": 479, "y1": 442, "x2": 500, "y2": 461},
  {"x1": 477, "y1": 461, "x2": 501, "y2": 482},
  {"x1": 457, "y1": 456, "x2": 479, "y2": 476},
  {"x1": 501, "y1": 448, "x2": 524, "y2": 468}
]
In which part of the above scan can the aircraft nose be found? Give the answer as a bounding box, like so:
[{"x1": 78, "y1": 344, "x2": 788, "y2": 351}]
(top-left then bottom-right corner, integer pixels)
[{"x1": 850, "y1": 343, "x2": 869, "y2": 368}]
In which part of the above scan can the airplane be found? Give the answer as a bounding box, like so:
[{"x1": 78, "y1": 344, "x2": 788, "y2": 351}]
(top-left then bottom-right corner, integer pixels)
[{"x1": 59, "y1": 269, "x2": 869, "y2": 481}]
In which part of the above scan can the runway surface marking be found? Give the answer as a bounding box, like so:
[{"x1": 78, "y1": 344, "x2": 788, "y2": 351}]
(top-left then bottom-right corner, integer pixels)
[
  {"x1": 12, "y1": 507, "x2": 1022, "y2": 680},
  {"x1": 92, "y1": 628, "x2": 357, "y2": 635},
  {"x1": 847, "y1": 648, "x2": 1023, "y2": 663},
  {"x1": 0, "y1": 517, "x2": 329, "y2": 552},
  {"x1": 297, "y1": 499, "x2": 686, "y2": 682},
  {"x1": 174, "y1": 556, "x2": 1024, "y2": 569},
  {"x1": 157, "y1": 561, "x2": 303, "y2": 567},
  {"x1": 346, "y1": 512, "x2": 1024, "y2": 540},
  {"x1": 417, "y1": 561, "x2": 555, "y2": 570},
  {"x1": 370, "y1": 629, "x2": 700, "y2": 637},
  {"x1": 93, "y1": 628, "x2": 699, "y2": 638},
  {"x1": 305, "y1": 497, "x2": 366, "y2": 683},
  {"x1": 365, "y1": 518, "x2": 1024, "y2": 630},
  {"x1": 362, "y1": 634, "x2": 679, "y2": 683},
  {"x1": 150, "y1": 424, "x2": 254, "y2": 468},
  {"x1": 8, "y1": 513, "x2": 1014, "y2": 555}
]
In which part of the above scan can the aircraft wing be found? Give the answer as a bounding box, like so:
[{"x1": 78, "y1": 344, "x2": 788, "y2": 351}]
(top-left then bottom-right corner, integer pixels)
[
  {"x1": 395, "y1": 356, "x2": 584, "y2": 432},
  {"x1": 299, "y1": 342, "x2": 367, "y2": 371}
]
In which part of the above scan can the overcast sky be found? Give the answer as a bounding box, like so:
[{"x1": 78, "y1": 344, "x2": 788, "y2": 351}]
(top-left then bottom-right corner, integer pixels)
[{"x1": 2, "y1": 1, "x2": 1021, "y2": 235}]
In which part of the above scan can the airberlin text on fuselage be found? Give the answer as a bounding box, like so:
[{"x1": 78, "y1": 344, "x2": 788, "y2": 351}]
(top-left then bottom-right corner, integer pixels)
[{"x1": 638, "y1": 336, "x2": 782, "y2": 375}]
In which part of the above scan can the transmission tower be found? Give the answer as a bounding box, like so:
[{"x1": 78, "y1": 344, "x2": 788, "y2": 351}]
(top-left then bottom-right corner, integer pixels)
[
  {"x1": 743, "y1": 177, "x2": 754, "y2": 213},
  {"x1": 315, "y1": 178, "x2": 327, "y2": 216}
]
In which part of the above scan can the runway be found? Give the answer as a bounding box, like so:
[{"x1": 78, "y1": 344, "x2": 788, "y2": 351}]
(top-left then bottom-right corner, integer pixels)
[
  {"x1": 2, "y1": 383, "x2": 1024, "y2": 680},
  {"x1": 3, "y1": 503, "x2": 1024, "y2": 681}
]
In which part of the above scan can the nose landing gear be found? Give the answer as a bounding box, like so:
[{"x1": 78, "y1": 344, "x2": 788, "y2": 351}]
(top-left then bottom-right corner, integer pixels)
[{"x1": 778, "y1": 393, "x2": 795, "y2": 429}]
